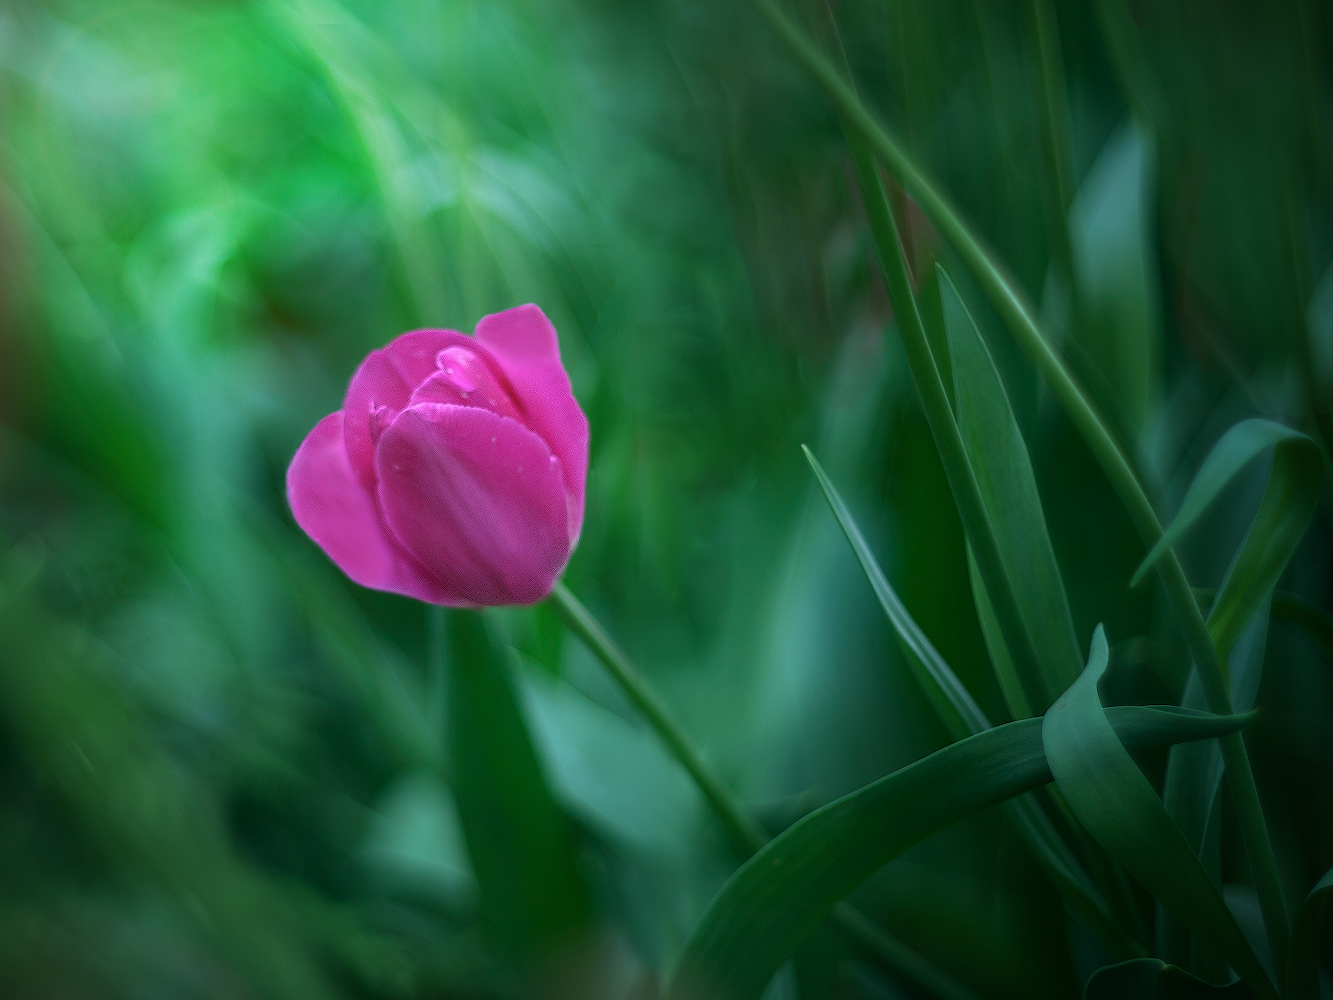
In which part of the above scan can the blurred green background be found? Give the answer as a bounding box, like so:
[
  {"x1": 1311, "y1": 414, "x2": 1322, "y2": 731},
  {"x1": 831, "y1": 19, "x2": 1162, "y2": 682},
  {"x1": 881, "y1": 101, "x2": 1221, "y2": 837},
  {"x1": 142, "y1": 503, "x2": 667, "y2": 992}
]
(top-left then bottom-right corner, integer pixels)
[{"x1": 0, "y1": 0, "x2": 1329, "y2": 997}]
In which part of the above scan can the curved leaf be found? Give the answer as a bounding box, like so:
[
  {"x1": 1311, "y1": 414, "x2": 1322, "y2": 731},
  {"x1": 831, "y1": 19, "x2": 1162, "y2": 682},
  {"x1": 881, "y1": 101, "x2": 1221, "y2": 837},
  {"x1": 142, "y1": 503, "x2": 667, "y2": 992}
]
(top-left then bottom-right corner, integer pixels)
[
  {"x1": 1042, "y1": 627, "x2": 1275, "y2": 1000},
  {"x1": 1288, "y1": 867, "x2": 1333, "y2": 1000},
  {"x1": 1132, "y1": 420, "x2": 1321, "y2": 612},
  {"x1": 666, "y1": 705, "x2": 1251, "y2": 1000},
  {"x1": 1083, "y1": 958, "x2": 1253, "y2": 999},
  {"x1": 804, "y1": 444, "x2": 1137, "y2": 956},
  {"x1": 803, "y1": 444, "x2": 988, "y2": 738},
  {"x1": 940, "y1": 266, "x2": 1083, "y2": 713},
  {"x1": 1209, "y1": 433, "x2": 1324, "y2": 661}
]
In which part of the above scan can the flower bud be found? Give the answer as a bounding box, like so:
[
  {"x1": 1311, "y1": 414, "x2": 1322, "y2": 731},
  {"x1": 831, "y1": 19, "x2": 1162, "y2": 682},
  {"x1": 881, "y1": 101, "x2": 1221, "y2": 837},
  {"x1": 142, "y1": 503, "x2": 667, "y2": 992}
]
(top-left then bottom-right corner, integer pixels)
[{"x1": 287, "y1": 304, "x2": 588, "y2": 606}]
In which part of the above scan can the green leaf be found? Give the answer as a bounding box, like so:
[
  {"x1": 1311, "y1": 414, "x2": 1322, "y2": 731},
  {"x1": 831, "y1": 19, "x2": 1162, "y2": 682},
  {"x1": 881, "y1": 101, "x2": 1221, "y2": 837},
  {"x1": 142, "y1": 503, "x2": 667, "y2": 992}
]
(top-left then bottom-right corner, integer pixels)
[
  {"x1": 1288, "y1": 867, "x2": 1333, "y2": 1000},
  {"x1": 1042, "y1": 627, "x2": 1275, "y2": 1000},
  {"x1": 804, "y1": 444, "x2": 1137, "y2": 955},
  {"x1": 1131, "y1": 420, "x2": 1322, "y2": 633},
  {"x1": 939, "y1": 265, "x2": 1083, "y2": 712},
  {"x1": 517, "y1": 665, "x2": 704, "y2": 857},
  {"x1": 1068, "y1": 118, "x2": 1162, "y2": 436},
  {"x1": 1208, "y1": 434, "x2": 1324, "y2": 662},
  {"x1": 966, "y1": 544, "x2": 1034, "y2": 720},
  {"x1": 666, "y1": 704, "x2": 1251, "y2": 1000},
  {"x1": 1160, "y1": 601, "x2": 1271, "y2": 971},
  {"x1": 446, "y1": 610, "x2": 592, "y2": 962},
  {"x1": 802, "y1": 444, "x2": 988, "y2": 740},
  {"x1": 1083, "y1": 958, "x2": 1254, "y2": 999}
]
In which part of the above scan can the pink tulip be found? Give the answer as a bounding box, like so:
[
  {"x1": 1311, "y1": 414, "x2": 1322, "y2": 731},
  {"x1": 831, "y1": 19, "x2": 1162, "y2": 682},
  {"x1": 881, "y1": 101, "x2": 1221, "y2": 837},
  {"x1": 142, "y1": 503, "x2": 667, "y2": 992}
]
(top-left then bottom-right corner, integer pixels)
[{"x1": 287, "y1": 304, "x2": 588, "y2": 606}]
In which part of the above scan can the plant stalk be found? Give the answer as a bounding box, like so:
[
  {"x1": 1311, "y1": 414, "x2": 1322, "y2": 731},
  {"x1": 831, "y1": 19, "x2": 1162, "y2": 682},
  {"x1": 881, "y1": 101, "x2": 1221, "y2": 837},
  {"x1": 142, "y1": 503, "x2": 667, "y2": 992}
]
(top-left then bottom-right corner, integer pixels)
[{"x1": 548, "y1": 582, "x2": 985, "y2": 1000}]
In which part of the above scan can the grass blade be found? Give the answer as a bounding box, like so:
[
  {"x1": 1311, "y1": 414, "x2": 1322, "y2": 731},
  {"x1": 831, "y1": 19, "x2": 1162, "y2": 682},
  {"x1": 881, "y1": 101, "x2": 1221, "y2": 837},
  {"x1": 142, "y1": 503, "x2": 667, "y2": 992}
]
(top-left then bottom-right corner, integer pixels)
[
  {"x1": 1132, "y1": 421, "x2": 1320, "y2": 595},
  {"x1": 1083, "y1": 958, "x2": 1253, "y2": 998},
  {"x1": 1042, "y1": 627, "x2": 1275, "y2": 999},
  {"x1": 940, "y1": 267, "x2": 1083, "y2": 712},
  {"x1": 666, "y1": 705, "x2": 1251, "y2": 1000},
  {"x1": 802, "y1": 444, "x2": 987, "y2": 739},
  {"x1": 742, "y1": 1, "x2": 1290, "y2": 964},
  {"x1": 1160, "y1": 603, "x2": 1271, "y2": 971},
  {"x1": 804, "y1": 442, "x2": 1141, "y2": 956},
  {"x1": 1288, "y1": 867, "x2": 1333, "y2": 1000}
]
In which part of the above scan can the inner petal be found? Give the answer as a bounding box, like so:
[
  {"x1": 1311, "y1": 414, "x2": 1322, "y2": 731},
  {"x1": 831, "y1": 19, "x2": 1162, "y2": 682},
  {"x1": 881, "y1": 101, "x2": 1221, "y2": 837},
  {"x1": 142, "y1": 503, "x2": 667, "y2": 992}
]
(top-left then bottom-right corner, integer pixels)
[{"x1": 408, "y1": 346, "x2": 525, "y2": 425}]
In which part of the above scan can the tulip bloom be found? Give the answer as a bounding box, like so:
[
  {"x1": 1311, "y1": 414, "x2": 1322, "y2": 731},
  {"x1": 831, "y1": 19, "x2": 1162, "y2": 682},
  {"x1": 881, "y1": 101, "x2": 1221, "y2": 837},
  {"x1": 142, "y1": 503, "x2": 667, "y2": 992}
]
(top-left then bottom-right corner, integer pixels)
[{"x1": 287, "y1": 305, "x2": 588, "y2": 606}]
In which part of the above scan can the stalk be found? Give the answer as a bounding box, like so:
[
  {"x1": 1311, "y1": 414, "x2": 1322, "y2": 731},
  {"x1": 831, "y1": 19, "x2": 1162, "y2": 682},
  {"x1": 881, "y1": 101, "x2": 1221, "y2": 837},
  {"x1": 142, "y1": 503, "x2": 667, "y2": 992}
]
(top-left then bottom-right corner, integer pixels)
[
  {"x1": 548, "y1": 582, "x2": 985, "y2": 1000},
  {"x1": 747, "y1": 0, "x2": 1290, "y2": 979}
]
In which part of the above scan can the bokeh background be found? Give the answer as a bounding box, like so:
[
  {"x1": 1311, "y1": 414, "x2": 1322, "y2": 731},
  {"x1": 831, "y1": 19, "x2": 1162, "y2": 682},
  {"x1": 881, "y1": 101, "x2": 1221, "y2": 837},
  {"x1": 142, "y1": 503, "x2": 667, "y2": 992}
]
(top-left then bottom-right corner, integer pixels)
[{"x1": 0, "y1": 1, "x2": 1329, "y2": 997}]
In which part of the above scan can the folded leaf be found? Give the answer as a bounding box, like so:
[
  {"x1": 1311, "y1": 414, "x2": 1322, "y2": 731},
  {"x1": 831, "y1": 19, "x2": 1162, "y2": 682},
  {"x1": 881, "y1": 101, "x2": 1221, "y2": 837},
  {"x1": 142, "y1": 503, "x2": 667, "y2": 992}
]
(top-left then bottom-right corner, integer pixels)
[
  {"x1": 1083, "y1": 958, "x2": 1253, "y2": 999},
  {"x1": 1042, "y1": 627, "x2": 1275, "y2": 999},
  {"x1": 666, "y1": 704, "x2": 1251, "y2": 1000}
]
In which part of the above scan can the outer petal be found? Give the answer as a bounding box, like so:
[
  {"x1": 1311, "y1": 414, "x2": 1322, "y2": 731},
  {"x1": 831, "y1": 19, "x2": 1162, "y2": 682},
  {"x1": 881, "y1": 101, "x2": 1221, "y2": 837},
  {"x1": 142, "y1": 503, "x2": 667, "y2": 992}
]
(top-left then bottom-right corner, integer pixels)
[
  {"x1": 474, "y1": 305, "x2": 589, "y2": 540},
  {"x1": 287, "y1": 411, "x2": 451, "y2": 604},
  {"x1": 375, "y1": 403, "x2": 571, "y2": 606},
  {"x1": 342, "y1": 328, "x2": 476, "y2": 491}
]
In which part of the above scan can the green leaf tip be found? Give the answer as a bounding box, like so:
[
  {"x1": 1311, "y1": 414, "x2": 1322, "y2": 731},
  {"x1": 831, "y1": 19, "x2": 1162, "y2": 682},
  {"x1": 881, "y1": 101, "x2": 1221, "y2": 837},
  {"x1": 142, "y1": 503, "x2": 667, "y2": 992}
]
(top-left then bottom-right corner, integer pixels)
[{"x1": 1130, "y1": 419, "x2": 1322, "y2": 588}]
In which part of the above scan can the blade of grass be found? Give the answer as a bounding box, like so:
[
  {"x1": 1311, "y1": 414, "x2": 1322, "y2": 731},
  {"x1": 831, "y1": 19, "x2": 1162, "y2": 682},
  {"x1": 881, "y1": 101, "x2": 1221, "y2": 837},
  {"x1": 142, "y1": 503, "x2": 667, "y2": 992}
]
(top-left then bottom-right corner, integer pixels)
[
  {"x1": 804, "y1": 444, "x2": 1141, "y2": 957},
  {"x1": 1134, "y1": 419, "x2": 1322, "y2": 657},
  {"x1": 665, "y1": 705, "x2": 1253, "y2": 1000},
  {"x1": 745, "y1": 0, "x2": 1292, "y2": 974},
  {"x1": 1288, "y1": 867, "x2": 1333, "y2": 1000},
  {"x1": 1160, "y1": 602, "x2": 1272, "y2": 972},
  {"x1": 940, "y1": 266, "x2": 1084, "y2": 711},
  {"x1": 806, "y1": 0, "x2": 1052, "y2": 734},
  {"x1": 1082, "y1": 958, "x2": 1253, "y2": 998},
  {"x1": 1024, "y1": 0, "x2": 1076, "y2": 284},
  {"x1": 1042, "y1": 627, "x2": 1275, "y2": 999}
]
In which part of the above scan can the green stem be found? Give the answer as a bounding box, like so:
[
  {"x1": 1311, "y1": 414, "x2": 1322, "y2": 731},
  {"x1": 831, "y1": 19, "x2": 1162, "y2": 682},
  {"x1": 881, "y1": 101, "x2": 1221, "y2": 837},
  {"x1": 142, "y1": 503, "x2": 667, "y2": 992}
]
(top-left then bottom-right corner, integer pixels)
[
  {"x1": 548, "y1": 581, "x2": 766, "y2": 856},
  {"x1": 547, "y1": 582, "x2": 984, "y2": 1000},
  {"x1": 1025, "y1": 0, "x2": 1076, "y2": 285},
  {"x1": 748, "y1": 0, "x2": 1289, "y2": 981}
]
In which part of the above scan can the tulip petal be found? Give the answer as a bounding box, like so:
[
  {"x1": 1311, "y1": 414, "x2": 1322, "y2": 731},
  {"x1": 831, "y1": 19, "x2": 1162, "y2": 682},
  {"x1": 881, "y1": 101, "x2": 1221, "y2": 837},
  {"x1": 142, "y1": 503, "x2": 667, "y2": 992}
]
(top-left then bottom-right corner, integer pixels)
[
  {"x1": 342, "y1": 328, "x2": 476, "y2": 491},
  {"x1": 287, "y1": 411, "x2": 450, "y2": 604},
  {"x1": 474, "y1": 305, "x2": 589, "y2": 540},
  {"x1": 375, "y1": 404, "x2": 571, "y2": 606}
]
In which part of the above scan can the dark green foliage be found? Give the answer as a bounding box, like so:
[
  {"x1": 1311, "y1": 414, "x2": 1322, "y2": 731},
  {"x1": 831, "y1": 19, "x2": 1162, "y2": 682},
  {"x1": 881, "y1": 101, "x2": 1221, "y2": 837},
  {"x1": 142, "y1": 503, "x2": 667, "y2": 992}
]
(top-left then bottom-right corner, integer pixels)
[{"x1": 0, "y1": 0, "x2": 1329, "y2": 998}]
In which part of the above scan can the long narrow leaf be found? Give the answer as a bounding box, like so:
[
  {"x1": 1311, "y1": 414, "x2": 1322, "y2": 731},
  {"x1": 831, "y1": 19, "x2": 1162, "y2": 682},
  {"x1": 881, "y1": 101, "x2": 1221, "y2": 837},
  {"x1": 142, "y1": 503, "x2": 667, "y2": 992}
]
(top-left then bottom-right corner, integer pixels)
[
  {"x1": 1160, "y1": 601, "x2": 1271, "y2": 975},
  {"x1": 939, "y1": 267, "x2": 1083, "y2": 713},
  {"x1": 1288, "y1": 868, "x2": 1333, "y2": 1000},
  {"x1": 1083, "y1": 958, "x2": 1252, "y2": 999},
  {"x1": 1132, "y1": 420, "x2": 1319, "y2": 592},
  {"x1": 802, "y1": 444, "x2": 987, "y2": 738},
  {"x1": 804, "y1": 444, "x2": 1137, "y2": 955},
  {"x1": 667, "y1": 705, "x2": 1251, "y2": 1000},
  {"x1": 1043, "y1": 627, "x2": 1275, "y2": 999}
]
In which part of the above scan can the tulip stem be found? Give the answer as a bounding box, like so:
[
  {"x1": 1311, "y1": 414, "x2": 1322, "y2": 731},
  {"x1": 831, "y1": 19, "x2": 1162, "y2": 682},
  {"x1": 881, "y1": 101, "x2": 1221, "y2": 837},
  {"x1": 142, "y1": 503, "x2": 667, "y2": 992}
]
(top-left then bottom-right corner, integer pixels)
[
  {"x1": 547, "y1": 581, "x2": 766, "y2": 856},
  {"x1": 746, "y1": 0, "x2": 1289, "y2": 978},
  {"x1": 547, "y1": 581, "x2": 985, "y2": 1000}
]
